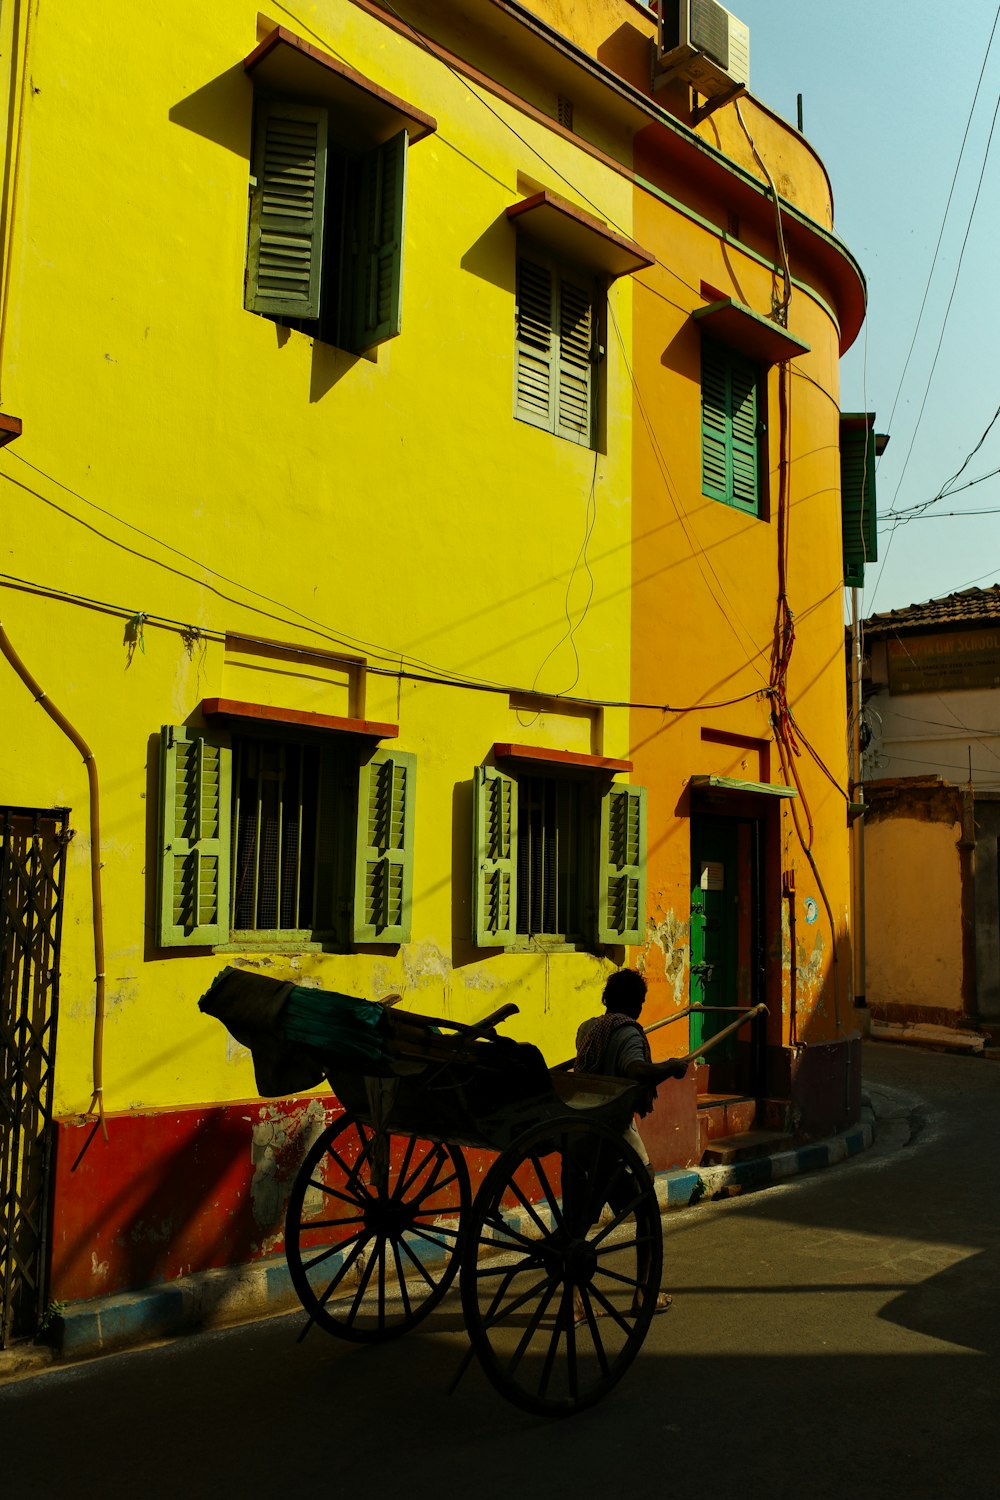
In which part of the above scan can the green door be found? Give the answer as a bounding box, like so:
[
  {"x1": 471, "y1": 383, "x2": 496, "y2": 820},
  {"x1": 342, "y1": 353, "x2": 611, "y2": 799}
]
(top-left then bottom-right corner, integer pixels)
[{"x1": 690, "y1": 816, "x2": 740, "y2": 1064}]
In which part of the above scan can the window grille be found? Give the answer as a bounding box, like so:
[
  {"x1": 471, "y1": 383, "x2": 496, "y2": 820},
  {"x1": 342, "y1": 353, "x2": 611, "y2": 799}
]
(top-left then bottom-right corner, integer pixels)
[{"x1": 516, "y1": 775, "x2": 582, "y2": 937}]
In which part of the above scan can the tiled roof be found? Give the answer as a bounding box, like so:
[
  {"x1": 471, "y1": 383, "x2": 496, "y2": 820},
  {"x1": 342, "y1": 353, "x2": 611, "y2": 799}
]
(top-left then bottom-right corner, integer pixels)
[{"x1": 864, "y1": 584, "x2": 1000, "y2": 636}]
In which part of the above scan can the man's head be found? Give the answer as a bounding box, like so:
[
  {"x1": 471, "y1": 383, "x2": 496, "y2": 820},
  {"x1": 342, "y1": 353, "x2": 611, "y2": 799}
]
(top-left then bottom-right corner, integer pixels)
[{"x1": 602, "y1": 968, "x2": 647, "y2": 1019}]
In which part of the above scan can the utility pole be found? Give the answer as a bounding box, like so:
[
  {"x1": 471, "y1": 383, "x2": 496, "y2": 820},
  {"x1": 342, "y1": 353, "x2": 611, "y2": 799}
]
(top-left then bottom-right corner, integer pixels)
[{"x1": 850, "y1": 586, "x2": 869, "y2": 1033}]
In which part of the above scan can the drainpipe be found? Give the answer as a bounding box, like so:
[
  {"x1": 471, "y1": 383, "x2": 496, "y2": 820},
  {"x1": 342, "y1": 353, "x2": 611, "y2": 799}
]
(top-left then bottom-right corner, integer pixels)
[{"x1": 0, "y1": 621, "x2": 108, "y2": 1137}]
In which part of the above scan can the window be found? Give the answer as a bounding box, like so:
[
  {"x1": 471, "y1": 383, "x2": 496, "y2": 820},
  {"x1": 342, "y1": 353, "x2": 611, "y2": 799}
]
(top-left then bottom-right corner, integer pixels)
[
  {"x1": 514, "y1": 253, "x2": 597, "y2": 447},
  {"x1": 472, "y1": 766, "x2": 646, "y2": 949},
  {"x1": 245, "y1": 99, "x2": 407, "y2": 353},
  {"x1": 157, "y1": 725, "x2": 415, "y2": 947},
  {"x1": 700, "y1": 337, "x2": 763, "y2": 515}
]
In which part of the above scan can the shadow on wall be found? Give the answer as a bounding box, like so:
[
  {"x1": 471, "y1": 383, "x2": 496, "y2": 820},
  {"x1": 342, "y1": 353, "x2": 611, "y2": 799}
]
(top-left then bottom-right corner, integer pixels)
[
  {"x1": 49, "y1": 1096, "x2": 337, "y2": 1304},
  {"x1": 168, "y1": 65, "x2": 252, "y2": 159},
  {"x1": 785, "y1": 918, "x2": 862, "y2": 1135}
]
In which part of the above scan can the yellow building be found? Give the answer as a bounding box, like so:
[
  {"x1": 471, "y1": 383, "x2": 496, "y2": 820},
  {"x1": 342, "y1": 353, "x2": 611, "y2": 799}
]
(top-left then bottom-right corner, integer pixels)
[{"x1": 0, "y1": 0, "x2": 867, "y2": 1343}]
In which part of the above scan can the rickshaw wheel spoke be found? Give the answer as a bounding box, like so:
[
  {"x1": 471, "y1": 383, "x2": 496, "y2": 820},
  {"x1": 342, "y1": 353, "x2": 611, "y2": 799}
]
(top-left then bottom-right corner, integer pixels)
[
  {"x1": 460, "y1": 1117, "x2": 662, "y2": 1416},
  {"x1": 285, "y1": 1113, "x2": 469, "y2": 1343}
]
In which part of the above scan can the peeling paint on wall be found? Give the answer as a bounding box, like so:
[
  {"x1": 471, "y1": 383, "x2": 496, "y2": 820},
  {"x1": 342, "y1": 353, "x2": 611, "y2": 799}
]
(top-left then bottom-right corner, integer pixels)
[
  {"x1": 796, "y1": 924, "x2": 825, "y2": 1004},
  {"x1": 225, "y1": 1032, "x2": 250, "y2": 1066},
  {"x1": 402, "y1": 941, "x2": 453, "y2": 989},
  {"x1": 462, "y1": 969, "x2": 504, "y2": 993},
  {"x1": 644, "y1": 912, "x2": 689, "y2": 1007},
  {"x1": 250, "y1": 1097, "x2": 328, "y2": 1232}
]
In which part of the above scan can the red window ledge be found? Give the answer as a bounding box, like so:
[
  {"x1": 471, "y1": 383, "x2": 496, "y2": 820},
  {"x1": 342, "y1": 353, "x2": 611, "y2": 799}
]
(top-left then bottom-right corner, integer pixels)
[
  {"x1": 492, "y1": 743, "x2": 632, "y2": 773},
  {"x1": 201, "y1": 698, "x2": 398, "y2": 739}
]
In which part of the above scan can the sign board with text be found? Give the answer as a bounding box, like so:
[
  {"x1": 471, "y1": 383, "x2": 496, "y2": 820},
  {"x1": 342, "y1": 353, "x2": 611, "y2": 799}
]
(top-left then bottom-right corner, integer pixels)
[{"x1": 887, "y1": 627, "x2": 1000, "y2": 694}]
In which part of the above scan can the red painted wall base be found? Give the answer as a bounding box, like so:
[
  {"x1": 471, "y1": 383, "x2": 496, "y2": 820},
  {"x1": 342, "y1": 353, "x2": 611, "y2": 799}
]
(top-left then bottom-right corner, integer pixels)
[
  {"x1": 50, "y1": 1073, "x2": 713, "y2": 1305},
  {"x1": 50, "y1": 1096, "x2": 506, "y2": 1304},
  {"x1": 50, "y1": 1095, "x2": 344, "y2": 1303}
]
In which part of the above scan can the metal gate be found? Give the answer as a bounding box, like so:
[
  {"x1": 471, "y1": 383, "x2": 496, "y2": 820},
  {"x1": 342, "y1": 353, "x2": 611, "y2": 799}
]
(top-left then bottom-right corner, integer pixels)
[{"x1": 1, "y1": 806, "x2": 70, "y2": 1347}]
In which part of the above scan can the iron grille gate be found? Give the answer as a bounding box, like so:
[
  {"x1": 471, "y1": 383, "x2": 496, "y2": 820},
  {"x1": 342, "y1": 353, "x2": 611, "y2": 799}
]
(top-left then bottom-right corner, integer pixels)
[{"x1": 1, "y1": 806, "x2": 69, "y2": 1347}]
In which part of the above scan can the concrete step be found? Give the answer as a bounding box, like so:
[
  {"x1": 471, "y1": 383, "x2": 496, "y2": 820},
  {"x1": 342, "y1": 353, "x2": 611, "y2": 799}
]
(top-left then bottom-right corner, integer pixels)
[
  {"x1": 701, "y1": 1129, "x2": 797, "y2": 1166},
  {"x1": 697, "y1": 1094, "x2": 756, "y2": 1141},
  {"x1": 870, "y1": 1021, "x2": 986, "y2": 1055}
]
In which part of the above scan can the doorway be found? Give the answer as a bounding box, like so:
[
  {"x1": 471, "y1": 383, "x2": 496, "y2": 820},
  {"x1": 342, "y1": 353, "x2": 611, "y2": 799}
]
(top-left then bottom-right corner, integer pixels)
[{"x1": 689, "y1": 812, "x2": 765, "y2": 1097}]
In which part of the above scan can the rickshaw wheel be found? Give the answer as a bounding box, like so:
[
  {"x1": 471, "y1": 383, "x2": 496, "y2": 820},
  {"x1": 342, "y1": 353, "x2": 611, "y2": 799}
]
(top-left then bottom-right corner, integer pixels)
[
  {"x1": 460, "y1": 1117, "x2": 662, "y2": 1416},
  {"x1": 285, "y1": 1113, "x2": 469, "y2": 1343}
]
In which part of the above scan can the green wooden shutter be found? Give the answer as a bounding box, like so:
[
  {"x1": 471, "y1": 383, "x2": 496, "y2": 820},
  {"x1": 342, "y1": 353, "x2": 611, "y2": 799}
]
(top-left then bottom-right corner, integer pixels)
[
  {"x1": 598, "y1": 783, "x2": 646, "y2": 946},
  {"x1": 158, "y1": 726, "x2": 231, "y2": 947},
  {"x1": 246, "y1": 101, "x2": 328, "y2": 320},
  {"x1": 729, "y1": 356, "x2": 759, "y2": 511},
  {"x1": 472, "y1": 765, "x2": 517, "y2": 947},
  {"x1": 701, "y1": 340, "x2": 731, "y2": 502},
  {"x1": 840, "y1": 414, "x2": 878, "y2": 588},
  {"x1": 514, "y1": 256, "x2": 555, "y2": 431},
  {"x1": 354, "y1": 749, "x2": 415, "y2": 943},
  {"x1": 702, "y1": 340, "x2": 760, "y2": 514},
  {"x1": 352, "y1": 130, "x2": 407, "y2": 352},
  {"x1": 555, "y1": 272, "x2": 595, "y2": 446}
]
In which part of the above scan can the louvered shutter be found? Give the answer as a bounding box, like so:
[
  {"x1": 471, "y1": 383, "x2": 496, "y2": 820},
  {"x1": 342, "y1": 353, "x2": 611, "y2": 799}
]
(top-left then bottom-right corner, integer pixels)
[
  {"x1": 840, "y1": 416, "x2": 878, "y2": 588},
  {"x1": 158, "y1": 726, "x2": 232, "y2": 947},
  {"x1": 701, "y1": 339, "x2": 761, "y2": 514},
  {"x1": 354, "y1": 750, "x2": 415, "y2": 943},
  {"x1": 246, "y1": 102, "x2": 328, "y2": 320},
  {"x1": 729, "y1": 355, "x2": 759, "y2": 511},
  {"x1": 597, "y1": 783, "x2": 646, "y2": 947},
  {"x1": 515, "y1": 256, "x2": 554, "y2": 431},
  {"x1": 555, "y1": 273, "x2": 595, "y2": 445},
  {"x1": 472, "y1": 765, "x2": 517, "y2": 947},
  {"x1": 352, "y1": 131, "x2": 408, "y2": 352},
  {"x1": 701, "y1": 341, "x2": 730, "y2": 502}
]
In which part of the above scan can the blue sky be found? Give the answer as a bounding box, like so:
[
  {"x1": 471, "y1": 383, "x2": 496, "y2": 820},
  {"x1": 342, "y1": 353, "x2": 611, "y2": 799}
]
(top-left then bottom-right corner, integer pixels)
[{"x1": 735, "y1": 0, "x2": 1000, "y2": 614}]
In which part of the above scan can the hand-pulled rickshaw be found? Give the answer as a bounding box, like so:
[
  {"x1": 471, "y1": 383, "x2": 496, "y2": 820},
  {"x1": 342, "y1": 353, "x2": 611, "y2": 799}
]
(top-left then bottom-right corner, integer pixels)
[{"x1": 201, "y1": 970, "x2": 762, "y2": 1417}]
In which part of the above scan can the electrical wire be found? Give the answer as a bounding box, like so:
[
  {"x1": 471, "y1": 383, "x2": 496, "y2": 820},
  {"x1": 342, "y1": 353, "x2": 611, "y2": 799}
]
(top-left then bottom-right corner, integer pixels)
[
  {"x1": 880, "y1": 626, "x2": 1000, "y2": 771},
  {"x1": 876, "y1": 1, "x2": 1000, "y2": 448},
  {"x1": 871, "y1": 749, "x2": 1000, "y2": 777},
  {"x1": 606, "y1": 302, "x2": 772, "y2": 690},
  {"x1": 882, "y1": 504, "x2": 1000, "y2": 528},
  {"x1": 881, "y1": 465, "x2": 1000, "y2": 526},
  {"x1": 0, "y1": 570, "x2": 766, "y2": 715},
  {"x1": 3, "y1": 455, "x2": 646, "y2": 703},
  {"x1": 735, "y1": 99, "x2": 792, "y2": 325},
  {"x1": 933, "y1": 402, "x2": 1000, "y2": 497},
  {"x1": 870, "y1": 35, "x2": 1000, "y2": 608},
  {"x1": 520, "y1": 448, "x2": 599, "y2": 714}
]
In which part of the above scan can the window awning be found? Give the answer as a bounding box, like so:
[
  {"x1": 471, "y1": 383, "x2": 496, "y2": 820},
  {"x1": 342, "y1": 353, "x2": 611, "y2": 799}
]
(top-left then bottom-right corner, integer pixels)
[
  {"x1": 0, "y1": 413, "x2": 22, "y2": 447},
  {"x1": 244, "y1": 27, "x2": 437, "y2": 149},
  {"x1": 690, "y1": 774, "x2": 796, "y2": 799},
  {"x1": 201, "y1": 698, "x2": 398, "y2": 739},
  {"x1": 493, "y1": 743, "x2": 633, "y2": 773},
  {"x1": 692, "y1": 296, "x2": 810, "y2": 364},
  {"x1": 505, "y1": 190, "x2": 654, "y2": 279}
]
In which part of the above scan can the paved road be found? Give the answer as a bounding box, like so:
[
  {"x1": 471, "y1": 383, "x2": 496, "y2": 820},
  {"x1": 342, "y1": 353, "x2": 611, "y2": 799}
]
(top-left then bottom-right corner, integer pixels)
[{"x1": 3, "y1": 1041, "x2": 998, "y2": 1499}]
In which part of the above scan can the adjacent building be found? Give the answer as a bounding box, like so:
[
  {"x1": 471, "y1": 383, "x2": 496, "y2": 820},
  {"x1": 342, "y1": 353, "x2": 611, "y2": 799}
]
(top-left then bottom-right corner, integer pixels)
[{"x1": 858, "y1": 587, "x2": 1000, "y2": 1037}]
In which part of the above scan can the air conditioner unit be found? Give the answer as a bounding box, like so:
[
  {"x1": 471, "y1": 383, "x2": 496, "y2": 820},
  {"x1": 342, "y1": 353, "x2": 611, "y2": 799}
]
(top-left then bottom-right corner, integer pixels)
[{"x1": 656, "y1": 0, "x2": 750, "y2": 99}]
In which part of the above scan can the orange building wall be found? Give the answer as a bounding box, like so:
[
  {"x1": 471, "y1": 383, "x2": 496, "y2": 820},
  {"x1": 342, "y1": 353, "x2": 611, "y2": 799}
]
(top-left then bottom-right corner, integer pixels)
[{"x1": 626, "y1": 101, "x2": 857, "y2": 1071}]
